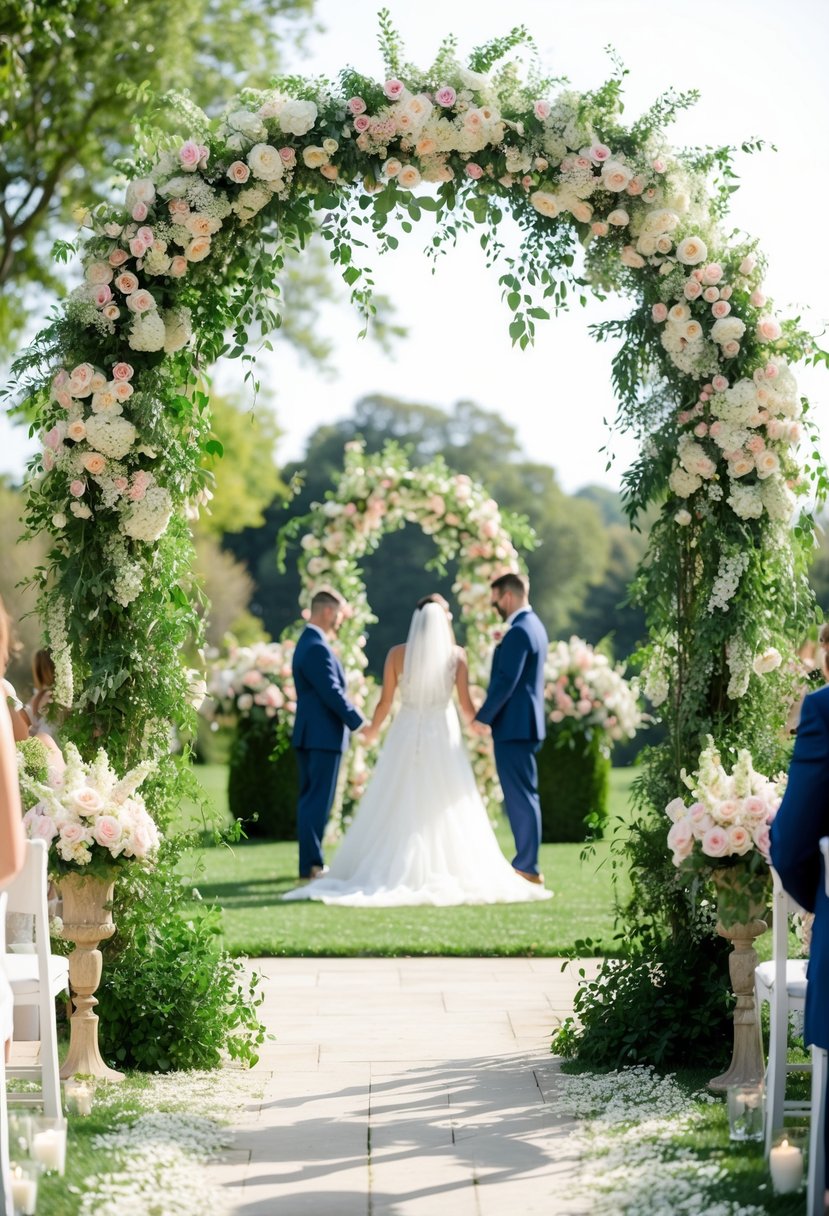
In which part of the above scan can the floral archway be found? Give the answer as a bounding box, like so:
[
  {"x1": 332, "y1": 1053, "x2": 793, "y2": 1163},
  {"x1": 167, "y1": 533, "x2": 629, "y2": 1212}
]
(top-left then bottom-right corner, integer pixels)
[
  {"x1": 280, "y1": 437, "x2": 534, "y2": 816},
  {"x1": 10, "y1": 20, "x2": 821, "y2": 904}
]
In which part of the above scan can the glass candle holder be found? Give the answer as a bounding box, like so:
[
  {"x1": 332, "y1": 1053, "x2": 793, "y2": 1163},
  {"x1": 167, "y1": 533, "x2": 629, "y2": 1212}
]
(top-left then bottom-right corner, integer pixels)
[
  {"x1": 31, "y1": 1115, "x2": 67, "y2": 1176},
  {"x1": 10, "y1": 1161, "x2": 38, "y2": 1216},
  {"x1": 63, "y1": 1076, "x2": 95, "y2": 1116},
  {"x1": 726, "y1": 1080, "x2": 764, "y2": 1142},
  {"x1": 770, "y1": 1130, "x2": 805, "y2": 1194}
]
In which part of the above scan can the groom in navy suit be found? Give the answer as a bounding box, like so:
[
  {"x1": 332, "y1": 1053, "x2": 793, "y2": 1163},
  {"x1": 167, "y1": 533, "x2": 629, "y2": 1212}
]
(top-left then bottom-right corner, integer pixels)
[
  {"x1": 770, "y1": 683, "x2": 829, "y2": 1193},
  {"x1": 474, "y1": 573, "x2": 549, "y2": 885},
  {"x1": 292, "y1": 589, "x2": 365, "y2": 880}
]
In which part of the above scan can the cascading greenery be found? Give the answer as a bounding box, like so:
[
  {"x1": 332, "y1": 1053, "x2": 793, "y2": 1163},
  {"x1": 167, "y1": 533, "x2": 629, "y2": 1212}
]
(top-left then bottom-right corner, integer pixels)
[{"x1": 7, "y1": 12, "x2": 827, "y2": 1064}]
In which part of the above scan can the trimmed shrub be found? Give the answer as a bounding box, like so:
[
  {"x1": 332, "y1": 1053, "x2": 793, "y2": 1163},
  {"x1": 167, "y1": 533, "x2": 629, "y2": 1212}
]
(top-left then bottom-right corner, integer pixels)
[
  {"x1": 227, "y1": 716, "x2": 297, "y2": 839},
  {"x1": 538, "y1": 729, "x2": 610, "y2": 843}
]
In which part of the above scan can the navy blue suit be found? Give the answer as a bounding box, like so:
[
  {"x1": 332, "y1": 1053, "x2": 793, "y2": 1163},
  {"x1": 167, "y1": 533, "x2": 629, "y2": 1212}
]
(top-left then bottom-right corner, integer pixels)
[
  {"x1": 292, "y1": 626, "x2": 363, "y2": 876},
  {"x1": 770, "y1": 685, "x2": 829, "y2": 1181},
  {"x1": 476, "y1": 609, "x2": 549, "y2": 875}
]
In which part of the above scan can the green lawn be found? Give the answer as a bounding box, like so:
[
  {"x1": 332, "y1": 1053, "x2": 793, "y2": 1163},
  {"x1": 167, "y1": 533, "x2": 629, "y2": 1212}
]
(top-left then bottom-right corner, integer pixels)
[{"x1": 178, "y1": 765, "x2": 636, "y2": 957}]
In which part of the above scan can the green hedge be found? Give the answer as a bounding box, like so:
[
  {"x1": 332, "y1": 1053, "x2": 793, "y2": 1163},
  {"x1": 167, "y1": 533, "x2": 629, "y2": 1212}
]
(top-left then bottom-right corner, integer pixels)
[
  {"x1": 227, "y1": 715, "x2": 298, "y2": 839},
  {"x1": 537, "y1": 728, "x2": 610, "y2": 843}
]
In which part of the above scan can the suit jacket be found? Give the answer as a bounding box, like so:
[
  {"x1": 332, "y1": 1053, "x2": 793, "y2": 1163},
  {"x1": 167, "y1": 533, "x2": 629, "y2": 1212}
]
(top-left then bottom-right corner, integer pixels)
[
  {"x1": 475, "y1": 609, "x2": 549, "y2": 743},
  {"x1": 291, "y1": 627, "x2": 363, "y2": 752},
  {"x1": 770, "y1": 685, "x2": 829, "y2": 1049}
]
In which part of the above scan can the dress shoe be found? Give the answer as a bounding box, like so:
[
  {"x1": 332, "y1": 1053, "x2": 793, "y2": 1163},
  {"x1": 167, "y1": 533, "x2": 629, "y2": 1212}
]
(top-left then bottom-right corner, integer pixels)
[
  {"x1": 514, "y1": 868, "x2": 545, "y2": 885},
  {"x1": 309, "y1": 865, "x2": 330, "y2": 880}
]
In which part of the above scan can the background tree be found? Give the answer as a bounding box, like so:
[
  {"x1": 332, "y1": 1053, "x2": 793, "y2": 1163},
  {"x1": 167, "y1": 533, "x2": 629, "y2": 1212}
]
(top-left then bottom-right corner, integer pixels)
[
  {"x1": 0, "y1": 0, "x2": 313, "y2": 352},
  {"x1": 197, "y1": 392, "x2": 287, "y2": 538}
]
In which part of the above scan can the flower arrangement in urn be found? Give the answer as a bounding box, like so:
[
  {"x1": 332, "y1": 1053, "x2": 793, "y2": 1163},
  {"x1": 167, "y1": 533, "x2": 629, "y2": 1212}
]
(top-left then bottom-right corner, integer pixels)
[
  {"x1": 19, "y1": 742, "x2": 160, "y2": 876},
  {"x1": 666, "y1": 736, "x2": 785, "y2": 924},
  {"x1": 544, "y1": 636, "x2": 644, "y2": 751},
  {"x1": 205, "y1": 639, "x2": 297, "y2": 726}
]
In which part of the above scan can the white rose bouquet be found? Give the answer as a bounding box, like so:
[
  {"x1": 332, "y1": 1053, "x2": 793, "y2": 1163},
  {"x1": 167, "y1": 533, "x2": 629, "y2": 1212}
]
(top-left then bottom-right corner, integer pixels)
[
  {"x1": 665, "y1": 736, "x2": 785, "y2": 924},
  {"x1": 19, "y1": 743, "x2": 161, "y2": 876}
]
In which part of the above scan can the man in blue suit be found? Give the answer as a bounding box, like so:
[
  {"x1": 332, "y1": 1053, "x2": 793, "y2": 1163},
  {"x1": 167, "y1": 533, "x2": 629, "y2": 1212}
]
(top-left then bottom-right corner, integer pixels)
[
  {"x1": 474, "y1": 573, "x2": 549, "y2": 885},
  {"x1": 292, "y1": 589, "x2": 365, "y2": 880},
  {"x1": 770, "y1": 682, "x2": 829, "y2": 1195}
]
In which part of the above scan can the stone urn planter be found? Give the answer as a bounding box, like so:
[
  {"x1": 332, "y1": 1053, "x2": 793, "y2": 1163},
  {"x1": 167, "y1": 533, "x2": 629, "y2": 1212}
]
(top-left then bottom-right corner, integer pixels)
[
  {"x1": 707, "y1": 864, "x2": 769, "y2": 1093},
  {"x1": 58, "y1": 870, "x2": 124, "y2": 1083}
]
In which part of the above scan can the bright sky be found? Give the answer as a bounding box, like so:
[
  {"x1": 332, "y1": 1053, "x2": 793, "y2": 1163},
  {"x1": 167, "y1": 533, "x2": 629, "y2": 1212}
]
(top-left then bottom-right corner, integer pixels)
[{"x1": 2, "y1": 0, "x2": 827, "y2": 493}]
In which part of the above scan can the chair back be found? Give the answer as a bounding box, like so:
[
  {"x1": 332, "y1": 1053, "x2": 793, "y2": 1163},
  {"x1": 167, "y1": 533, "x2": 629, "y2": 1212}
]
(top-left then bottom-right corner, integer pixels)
[
  {"x1": 770, "y1": 865, "x2": 803, "y2": 972},
  {"x1": 4, "y1": 840, "x2": 50, "y2": 964},
  {"x1": 820, "y1": 837, "x2": 829, "y2": 898}
]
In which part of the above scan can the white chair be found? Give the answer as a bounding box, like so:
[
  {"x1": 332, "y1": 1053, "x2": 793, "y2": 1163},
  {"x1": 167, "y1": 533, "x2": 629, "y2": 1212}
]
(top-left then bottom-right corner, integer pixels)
[
  {"x1": 3, "y1": 840, "x2": 68, "y2": 1118},
  {"x1": 806, "y1": 837, "x2": 829, "y2": 1216},
  {"x1": 0, "y1": 889, "x2": 12, "y2": 1216},
  {"x1": 754, "y1": 866, "x2": 810, "y2": 1155}
]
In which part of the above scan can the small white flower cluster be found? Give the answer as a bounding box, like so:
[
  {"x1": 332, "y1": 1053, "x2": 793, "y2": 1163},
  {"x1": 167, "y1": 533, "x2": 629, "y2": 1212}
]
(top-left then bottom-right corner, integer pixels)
[
  {"x1": 725, "y1": 635, "x2": 754, "y2": 700},
  {"x1": 544, "y1": 636, "x2": 644, "y2": 741},
  {"x1": 665, "y1": 735, "x2": 783, "y2": 866},
  {"x1": 706, "y1": 548, "x2": 750, "y2": 614},
  {"x1": 20, "y1": 742, "x2": 161, "y2": 868},
  {"x1": 46, "y1": 594, "x2": 74, "y2": 709}
]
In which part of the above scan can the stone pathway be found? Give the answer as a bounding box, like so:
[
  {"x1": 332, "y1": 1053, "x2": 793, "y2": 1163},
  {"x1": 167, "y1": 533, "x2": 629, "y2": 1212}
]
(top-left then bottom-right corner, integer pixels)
[{"x1": 209, "y1": 957, "x2": 600, "y2": 1216}]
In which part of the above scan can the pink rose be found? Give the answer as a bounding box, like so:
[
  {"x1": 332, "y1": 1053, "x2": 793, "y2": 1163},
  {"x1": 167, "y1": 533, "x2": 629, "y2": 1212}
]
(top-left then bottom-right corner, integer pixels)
[
  {"x1": 703, "y1": 286, "x2": 720, "y2": 303},
  {"x1": 93, "y1": 284, "x2": 112, "y2": 307},
  {"x1": 93, "y1": 815, "x2": 123, "y2": 849},
  {"x1": 136, "y1": 226, "x2": 154, "y2": 248},
  {"x1": 383, "y1": 78, "x2": 405, "y2": 100},
  {"x1": 711, "y1": 300, "x2": 731, "y2": 318},
  {"x1": 752, "y1": 823, "x2": 771, "y2": 860},
  {"x1": 108, "y1": 248, "x2": 129, "y2": 267},
  {"x1": 701, "y1": 827, "x2": 729, "y2": 857},
  {"x1": 114, "y1": 271, "x2": 139, "y2": 294},
  {"x1": 179, "y1": 139, "x2": 202, "y2": 171},
  {"x1": 533, "y1": 100, "x2": 551, "y2": 120},
  {"x1": 168, "y1": 198, "x2": 190, "y2": 219},
  {"x1": 651, "y1": 158, "x2": 666, "y2": 173},
  {"x1": 465, "y1": 162, "x2": 483, "y2": 180},
  {"x1": 764, "y1": 362, "x2": 779, "y2": 380},
  {"x1": 591, "y1": 222, "x2": 609, "y2": 237},
  {"x1": 25, "y1": 811, "x2": 57, "y2": 843},
  {"x1": 435, "y1": 86, "x2": 456, "y2": 107},
  {"x1": 59, "y1": 822, "x2": 88, "y2": 845},
  {"x1": 667, "y1": 818, "x2": 693, "y2": 853},
  {"x1": 73, "y1": 786, "x2": 103, "y2": 814},
  {"x1": 83, "y1": 453, "x2": 106, "y2": 475},
  {"x1": 757, "y1": 316, "x2": 782, "y2": 342},
  {"x1": 353, "y1": 114, "x2": 371, "y2": 133},
  {"x1": 702, "y1": 263, "x2": 723, "y2": 285},
  {"x1": 112, "y1": 362, "x2": 134, "y2": 381},
  {"x1": 720, "y1": 285, "x2": 733, "y2": 300},
  {"x1": 694, "y1": 422, "x2": 707, "y2": 437},
  {"x1": 749, "y1": 289, "x2": 766, "y2": 308},
  {"x1": 113, "y1": 477, "x2": 128, "y2": 493},
  {"x1": 712, "y1": 375, "x2": 729, "y2": 392},
  {"x1": 279, "y1": 147, "x2": 297, "y2": 166},
  {"x1": 728, "y1": 825, "x2": 752, "y2": 855},
  {"x1": 126, "y1": 288, "x2": 155, "y2": 313},
  {"x1": 169, "y1": 256, "x2": 188, "y2": 277},
  {"x1": 70, "y1": 363, "x2": 95, "y2": 387},
  {"x1": 131, "y1": 202, "x2": 148, "y2": 222},
  {"x1": 43, "y1": 424, "x2": 63, "y2": 450},
  {"x1": 651, "y1": 302, "x2": 668, "y2": 323},
  {"x1": 683, "y1": 280, "x2": 703, "y2": 300},
  {"x1": 319, "y1": 164, "x2": 338, "y2": 180},
  {"x1": 102, "y1": 303, "x2": 120, "y2": 321},
  {"x1": 589, "y1": 143, "x2": 611, "y2": 163},
  {"x1": 723, "y1": 340, "x2": 741, "y2": 357},
  {"x1": 739, "y1": 253, "x2": 757, "y2": 274},
  {"x1": 347, "y1": 96, "x2": 367, "y2": 115},
  {"x1": 227, "y1": 160, "x2": 250, "y2": 183}
]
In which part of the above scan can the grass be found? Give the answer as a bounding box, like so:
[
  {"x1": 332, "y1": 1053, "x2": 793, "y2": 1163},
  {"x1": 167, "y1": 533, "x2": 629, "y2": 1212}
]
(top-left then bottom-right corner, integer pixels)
[{"x1": 177, "y1": 764, "x2": 637, "y2": 957}]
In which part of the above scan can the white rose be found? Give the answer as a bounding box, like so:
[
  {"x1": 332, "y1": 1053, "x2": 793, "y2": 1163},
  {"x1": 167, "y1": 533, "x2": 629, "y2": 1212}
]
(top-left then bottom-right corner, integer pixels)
[
  {"x1": 752, "y1": 648, "x2": 782, "y2": 675},
  {"x1": 302, "y1": 145, "x2": 330, "y2": 169},
  {"x1": 247, "y1": 143, "x2": 285, "y2": 182},
  {"x1": 278, "y1": 99, "x2": 318, "y2": 137},
  {"x1": 601, "y1": 160, "x2": 632, "y2": 192},
  {"x1": 711, "y1": 316, "x2": 747, "y2": 345},
  {"x1": 676, "y1": 236, "x2": 708, "y2": 265},
  {"x1": 530, "y1": 191, "x2": 560, "y2": 219},
  {"x1": 227, "y1": 109, "x2": 266, "y2": 140}
]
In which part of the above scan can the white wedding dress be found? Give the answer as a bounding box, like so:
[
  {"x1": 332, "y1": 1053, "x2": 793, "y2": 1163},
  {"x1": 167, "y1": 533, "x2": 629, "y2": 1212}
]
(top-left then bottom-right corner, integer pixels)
[{"x1": 283, "y1": 603, "x2": 552, "y2": 907}]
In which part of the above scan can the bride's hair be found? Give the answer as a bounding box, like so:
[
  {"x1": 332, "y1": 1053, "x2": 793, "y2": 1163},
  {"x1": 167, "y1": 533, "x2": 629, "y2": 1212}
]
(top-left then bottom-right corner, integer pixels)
[{"x1": 416, "y1": 593, "x2": 449, "y2": 612}]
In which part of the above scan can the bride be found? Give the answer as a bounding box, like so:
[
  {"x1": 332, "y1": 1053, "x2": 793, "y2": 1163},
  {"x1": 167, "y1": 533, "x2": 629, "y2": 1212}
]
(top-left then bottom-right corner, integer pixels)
[{"x1": 283, "y1": 595, "x2": 552, "y2": 907}]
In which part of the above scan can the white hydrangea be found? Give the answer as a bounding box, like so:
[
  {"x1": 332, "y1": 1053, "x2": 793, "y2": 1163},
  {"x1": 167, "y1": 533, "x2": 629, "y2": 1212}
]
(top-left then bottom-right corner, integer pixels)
[
  {"x1": 726, "y1": 635, "x2": 753, "y2": 699},
  {"x1": 128, "y1": 311, "x2": 167, "y2": 352},
  {"x1": 231, "y1": 186, "x2": 273, "y2": 222},
  {"x1": 278, "y1": 98, "x2": 318, "y2": 136},
  {"x1": 668, "y1": 466, "x2": 701, "y2": 497},
  {"x1": 727, "y1": 481, "x2": 764, "y2": 520},
  {"x1": 122, "y1": 484, "x2": 174, "y2": 543},
  {"x1": 84, "y1": 415, "x2": 137, "y2": 460}
]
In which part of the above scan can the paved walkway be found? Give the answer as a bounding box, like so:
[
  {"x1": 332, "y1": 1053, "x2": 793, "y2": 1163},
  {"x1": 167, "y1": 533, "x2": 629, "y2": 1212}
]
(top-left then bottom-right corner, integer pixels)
[{"x1": 209, "y1": 957, "x2": 600, "y2": 1216}]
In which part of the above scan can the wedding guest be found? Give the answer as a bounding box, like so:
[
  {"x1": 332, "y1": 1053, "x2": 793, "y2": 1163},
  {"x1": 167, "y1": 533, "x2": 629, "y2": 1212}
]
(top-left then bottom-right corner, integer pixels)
[
  {"x1": 770, "y1": 680, "x2": 829, "y2": 1201},
  {"x1": 0, "y1": 598, "x2": 26, "y2": 1041},
  {"x1": 24, "y1": 648, "x2": 58, "y2": 740}
]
